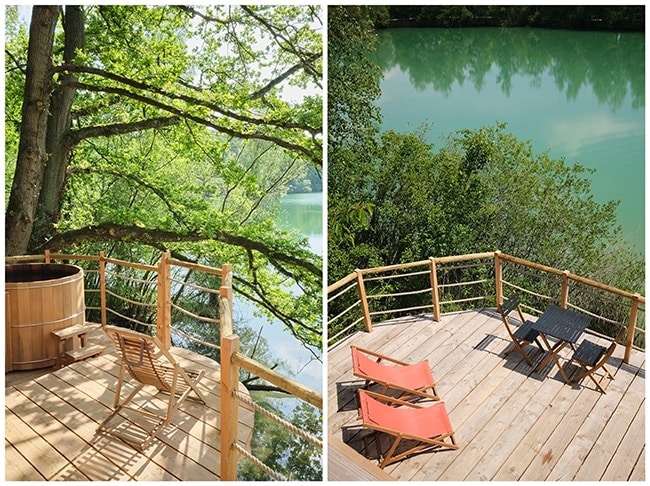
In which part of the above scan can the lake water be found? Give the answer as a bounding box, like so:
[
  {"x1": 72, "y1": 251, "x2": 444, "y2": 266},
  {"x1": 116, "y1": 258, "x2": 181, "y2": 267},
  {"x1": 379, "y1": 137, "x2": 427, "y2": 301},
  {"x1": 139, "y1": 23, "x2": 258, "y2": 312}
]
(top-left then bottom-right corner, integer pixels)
[
  {"x1": 234, "y1": 192, "x2": 323, "y2": 395},
  {"x1": 371, "y1": 27, "x2": 645, "y2": 253}
]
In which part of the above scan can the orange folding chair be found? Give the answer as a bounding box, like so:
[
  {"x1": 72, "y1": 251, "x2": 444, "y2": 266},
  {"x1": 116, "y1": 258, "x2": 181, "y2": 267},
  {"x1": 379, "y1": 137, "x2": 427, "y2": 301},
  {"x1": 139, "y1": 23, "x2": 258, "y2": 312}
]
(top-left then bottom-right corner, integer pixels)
[
  {"x1": 357, "y1": 389, "x2": 458, "y2": 469},
  {"x1": 351, "y1": 345, "x2": 439, "y2": 399}
]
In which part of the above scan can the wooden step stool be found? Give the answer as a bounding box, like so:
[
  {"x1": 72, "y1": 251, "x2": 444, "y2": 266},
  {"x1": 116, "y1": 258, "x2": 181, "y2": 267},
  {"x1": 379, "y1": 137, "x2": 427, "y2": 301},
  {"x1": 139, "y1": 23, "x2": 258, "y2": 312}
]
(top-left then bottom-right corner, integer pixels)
[{"x1": 52, "y1": 324, "x2": 104, "y2": 369}]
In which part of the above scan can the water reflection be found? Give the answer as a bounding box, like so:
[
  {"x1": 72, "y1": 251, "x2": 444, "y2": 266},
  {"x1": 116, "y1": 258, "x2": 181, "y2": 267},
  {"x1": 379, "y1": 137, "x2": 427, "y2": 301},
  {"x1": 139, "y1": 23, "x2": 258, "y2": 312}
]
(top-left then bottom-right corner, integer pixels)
[{"x1": 372, "y1": 28, "x2": 644, "y2": 111}]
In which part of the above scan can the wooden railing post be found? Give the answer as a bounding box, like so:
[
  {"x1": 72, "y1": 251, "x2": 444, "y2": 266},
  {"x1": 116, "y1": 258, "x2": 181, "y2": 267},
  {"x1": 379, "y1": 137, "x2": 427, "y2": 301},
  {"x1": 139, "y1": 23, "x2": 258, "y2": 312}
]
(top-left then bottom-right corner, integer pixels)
[
  {"x1": 44, "y1": 249, "x2": 51, "y2": 263},
  {"x1": 220, "y1": 334, "x2": 241, "y2": 481},
  {"x1": 99, "y1": 251, "x2": 107, "y2": 328},
  {"x1": 560, "y1": 270, "x2": 570, "y2": 308},
  {"x1": 220, "y1": 263, "x2": 233, "y2": 338},
  {"x1": 157, "y1": 251, "x2": 171, "y2": 349},
  {"x1": 494, "y1": 251, "x2": 503, "y2": 305},
  {"x1": 624, "y1": 293, "x2": 640, "y2": 364},
  {"x1": 355, "y1": 269, "x2": 372, "y2": 332},
  {"x1": 429, "y1": 257, "x2": 441, "y2": 322},
  {"x1": 220, "y1": 297, "x2": 233, "y2": 339}
]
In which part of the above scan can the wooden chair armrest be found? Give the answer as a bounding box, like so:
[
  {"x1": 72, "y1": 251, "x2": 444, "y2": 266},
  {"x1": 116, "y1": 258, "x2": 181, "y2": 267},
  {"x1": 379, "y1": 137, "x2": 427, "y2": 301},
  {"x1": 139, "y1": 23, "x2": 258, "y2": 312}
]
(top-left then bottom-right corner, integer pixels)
[{"x1": 353, "y1": 345, "x2": 411, "y2": 366}]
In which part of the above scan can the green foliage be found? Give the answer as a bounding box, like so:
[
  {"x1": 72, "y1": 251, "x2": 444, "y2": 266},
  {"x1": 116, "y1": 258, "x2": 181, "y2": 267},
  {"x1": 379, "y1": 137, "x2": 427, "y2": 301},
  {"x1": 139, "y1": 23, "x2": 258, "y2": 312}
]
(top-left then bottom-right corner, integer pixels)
[
  {"x1": 384, "y1": 5, "x2": 644, "y2": 31},
  {"x1": 331, "y1": 122, "x2": 643, "y2": 294},
  {"x1": 326, "y1": 7, "x2": 643, "y2": 308},
  {"x1": 6, "y1": 5, "x2": 322, "y2": 352}
]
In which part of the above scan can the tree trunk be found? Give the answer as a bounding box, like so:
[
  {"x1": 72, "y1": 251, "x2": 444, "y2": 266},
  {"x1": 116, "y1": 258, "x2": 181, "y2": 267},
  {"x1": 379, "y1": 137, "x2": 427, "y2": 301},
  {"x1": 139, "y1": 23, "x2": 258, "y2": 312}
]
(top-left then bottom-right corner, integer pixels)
[
  {"x1": 5, "y1": 6, "x2": 60, "y2": 256},
  {"x1": 30, "y1": 6, "x2": 85, "y2": 250}
]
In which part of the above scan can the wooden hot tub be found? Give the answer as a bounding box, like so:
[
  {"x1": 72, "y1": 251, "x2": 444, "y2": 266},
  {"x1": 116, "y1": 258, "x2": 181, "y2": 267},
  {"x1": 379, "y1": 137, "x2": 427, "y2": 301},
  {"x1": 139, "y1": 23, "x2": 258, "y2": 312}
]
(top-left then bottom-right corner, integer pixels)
[{"x1": 5, "y1": 263, "x2": 86, "y2": 371}]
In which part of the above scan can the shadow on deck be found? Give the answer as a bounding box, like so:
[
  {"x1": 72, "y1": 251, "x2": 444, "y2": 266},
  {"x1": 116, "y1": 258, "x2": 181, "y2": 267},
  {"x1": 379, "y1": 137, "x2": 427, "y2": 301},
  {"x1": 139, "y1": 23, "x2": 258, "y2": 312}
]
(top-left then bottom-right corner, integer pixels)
[
  {"x1": 5, "y1": 323, "x2": 255, "y2": 481},
  {"x1": 328, "y1": 309, "x2": 645, "y2": 481}
]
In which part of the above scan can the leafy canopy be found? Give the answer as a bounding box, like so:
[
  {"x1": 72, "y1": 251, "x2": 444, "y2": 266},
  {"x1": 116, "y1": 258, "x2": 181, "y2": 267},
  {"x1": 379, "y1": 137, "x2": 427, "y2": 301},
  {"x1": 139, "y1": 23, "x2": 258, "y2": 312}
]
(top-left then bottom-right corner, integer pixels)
[{"x1": 5, "y1": 5, "x2": 323, "y2": 353}]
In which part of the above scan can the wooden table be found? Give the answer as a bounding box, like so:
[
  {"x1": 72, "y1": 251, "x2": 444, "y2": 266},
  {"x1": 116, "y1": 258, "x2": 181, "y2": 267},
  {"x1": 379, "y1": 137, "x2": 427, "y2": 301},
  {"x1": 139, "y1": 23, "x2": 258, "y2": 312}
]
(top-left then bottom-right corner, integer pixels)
[{"x1": 531, "y1": 305, "x2": 591, "y2": 383}]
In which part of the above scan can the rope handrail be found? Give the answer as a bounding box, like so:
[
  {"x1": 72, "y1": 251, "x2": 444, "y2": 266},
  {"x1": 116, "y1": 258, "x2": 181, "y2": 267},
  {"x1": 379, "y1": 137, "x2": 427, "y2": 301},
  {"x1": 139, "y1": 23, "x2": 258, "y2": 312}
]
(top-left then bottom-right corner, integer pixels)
[
  {"x1": 328, "y1": 250, "x2": 645, "y2": 354},
  {"x1": 170, "y1": 326, "x2": 221, "y2": 351},
  {"x1": 104, "y1": 268, "x2": 157, "y2": 286},
  {"x1": 105, "y1": 288, "x2": 157, "y2": 308},
  {"x1": 169, "y1": 276, "x2": 220, "y2": 295},
  {"x1": 105, "y1": 307, "x2": 153, "y2": 329},
  {"x1": 102, "y1": 255, "x2": 157, "y2": 272},
  {"x1": 233, "y1": 443, "x2": 286, "y2": 481},
  {"x1": 234, "y1": 390, "x2": 322, "y2": 448},
  {"x1": 170, "y1": 301, "x2": 220, "y2": 324}
]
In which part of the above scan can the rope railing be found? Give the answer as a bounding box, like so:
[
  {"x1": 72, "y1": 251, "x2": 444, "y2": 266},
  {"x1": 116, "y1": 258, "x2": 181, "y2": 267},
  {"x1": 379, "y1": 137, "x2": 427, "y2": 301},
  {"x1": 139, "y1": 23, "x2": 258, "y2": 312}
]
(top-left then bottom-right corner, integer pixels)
[
  {"x1": 227, "y1": 388, "x2": 322, "y2": 481},
  {"x1": 327, "y1": 251, "x2": 645, "y2": 361},
  {"x1": 235, "y1": 390, "x2": 322, "y2": 448},
  {"x1": 170, "y1": 302, "x2": 220, "y2": 324},
  {"x1": 233, "y1": 443, "x2": 286, "y2": 481},
  {"x1": 7, "y1": 249, "x2": 320, "y2": 481}
]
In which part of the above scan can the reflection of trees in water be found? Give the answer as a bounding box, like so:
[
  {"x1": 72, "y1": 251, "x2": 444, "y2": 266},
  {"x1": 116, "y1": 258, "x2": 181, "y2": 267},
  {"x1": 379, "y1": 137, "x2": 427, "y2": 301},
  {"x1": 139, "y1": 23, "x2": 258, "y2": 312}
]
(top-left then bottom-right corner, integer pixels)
[{"x1": 372, "y1": 28, "x2": 644, "y2": 110}]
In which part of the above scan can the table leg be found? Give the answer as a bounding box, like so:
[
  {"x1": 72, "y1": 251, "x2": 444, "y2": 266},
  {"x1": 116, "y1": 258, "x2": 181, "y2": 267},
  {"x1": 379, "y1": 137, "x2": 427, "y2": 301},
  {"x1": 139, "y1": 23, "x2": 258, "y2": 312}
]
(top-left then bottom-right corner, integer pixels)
[
  {"x1": 534, "y1": 334, "x2": 559, "y2": 371},
  {"x1": 534, "y1": 334, "x2": 573, "y2": 384}
]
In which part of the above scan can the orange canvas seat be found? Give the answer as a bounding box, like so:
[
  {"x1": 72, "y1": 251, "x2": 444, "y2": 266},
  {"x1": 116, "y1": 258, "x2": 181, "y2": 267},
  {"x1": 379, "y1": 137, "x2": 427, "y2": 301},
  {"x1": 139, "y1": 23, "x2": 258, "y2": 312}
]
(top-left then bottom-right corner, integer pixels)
[
  {"x1": 358, "y1": 389, "x2": 458, "y2": 469},
  {"x1": 97, "y1": 326, "x2": 207, "y2": 450},
  {"x1": 351, "y1": 345, "x2": 438, "y2": 399}
]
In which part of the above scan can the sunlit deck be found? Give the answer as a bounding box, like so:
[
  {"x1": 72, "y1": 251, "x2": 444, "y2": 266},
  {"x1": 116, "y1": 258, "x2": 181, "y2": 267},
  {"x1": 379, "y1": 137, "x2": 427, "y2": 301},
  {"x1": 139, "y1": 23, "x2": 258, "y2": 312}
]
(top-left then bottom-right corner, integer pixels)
[
  {"x1": 5, "y1": 323, "x2": 255, "y2": 481},
  {"x1": 328, "y1": 309, "x2": 645, "y2": 481}
]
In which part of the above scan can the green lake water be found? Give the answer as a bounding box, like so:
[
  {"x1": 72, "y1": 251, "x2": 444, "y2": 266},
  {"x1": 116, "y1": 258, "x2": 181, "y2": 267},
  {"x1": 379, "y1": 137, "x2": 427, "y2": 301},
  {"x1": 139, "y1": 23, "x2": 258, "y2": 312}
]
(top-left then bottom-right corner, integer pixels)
[
  {"x1": 234, "y1": 192, "x2": 323, "y2": 397},
  {"x1": 371, "y1": 27, "x2": 645, "y2": 254}
]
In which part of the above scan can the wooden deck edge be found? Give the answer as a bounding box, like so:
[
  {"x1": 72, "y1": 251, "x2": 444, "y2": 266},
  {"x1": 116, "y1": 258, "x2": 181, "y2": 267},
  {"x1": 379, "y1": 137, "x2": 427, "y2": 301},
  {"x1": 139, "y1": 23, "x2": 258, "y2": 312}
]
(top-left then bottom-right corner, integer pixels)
[{"x1": 327, "y1": 434, "x2": 394, "y2": 481}]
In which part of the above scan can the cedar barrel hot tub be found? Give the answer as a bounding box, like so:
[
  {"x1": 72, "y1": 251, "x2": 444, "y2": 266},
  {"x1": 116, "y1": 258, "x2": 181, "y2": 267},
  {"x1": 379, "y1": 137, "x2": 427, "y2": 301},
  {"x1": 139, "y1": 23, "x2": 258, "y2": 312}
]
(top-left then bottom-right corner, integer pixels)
[{"x1": 5, "y1": 263, "x2": 86, "y2": 371}]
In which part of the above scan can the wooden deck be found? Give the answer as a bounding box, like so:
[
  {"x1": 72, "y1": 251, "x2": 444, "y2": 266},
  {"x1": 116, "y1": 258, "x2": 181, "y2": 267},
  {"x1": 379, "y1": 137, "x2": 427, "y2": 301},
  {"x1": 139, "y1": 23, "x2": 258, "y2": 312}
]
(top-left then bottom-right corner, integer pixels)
[
  {"x1": 5, "y1": 323, "x2": 255, "y2": 481},
  {"x1": 328, "y1": 309, "x2": 645, "y2": 481}
]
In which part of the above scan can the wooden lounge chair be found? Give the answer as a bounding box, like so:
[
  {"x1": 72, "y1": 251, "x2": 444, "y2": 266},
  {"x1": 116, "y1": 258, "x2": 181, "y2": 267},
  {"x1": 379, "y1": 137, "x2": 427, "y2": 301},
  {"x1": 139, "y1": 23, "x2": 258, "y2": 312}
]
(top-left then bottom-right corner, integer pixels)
[
  {"x1": 97, "y1": 326, "x2": 207, "y2": 450},
  {"x1": 357, "y1": 389, "x2": 458, "y2": 469},
  {"x1": 497, "y1": 293, "x2": 544, "y2": 366},
  {"x1": 351, "y1": 345, "x2": 439, "y2": 400},
  {"x1": 565, "y1": 340, "x2": 616, "y2": 393}
]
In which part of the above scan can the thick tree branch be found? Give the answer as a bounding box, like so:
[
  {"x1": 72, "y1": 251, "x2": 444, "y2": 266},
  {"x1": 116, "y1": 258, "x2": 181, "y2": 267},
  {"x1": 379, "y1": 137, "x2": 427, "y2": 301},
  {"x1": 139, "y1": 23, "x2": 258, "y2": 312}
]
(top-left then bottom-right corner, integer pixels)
[
  {"x1": 69, "y1": 116, "x2": 180, "y2": 144},
  {"x1": 55, "y1": 64, "x2": 321, "y2": 136},
  {"x1": 63, "y1": 78, "x2": 321, "y2": 166},
  {"x1": 35, "y1": 222, "x2": 322, "y2": 277}
]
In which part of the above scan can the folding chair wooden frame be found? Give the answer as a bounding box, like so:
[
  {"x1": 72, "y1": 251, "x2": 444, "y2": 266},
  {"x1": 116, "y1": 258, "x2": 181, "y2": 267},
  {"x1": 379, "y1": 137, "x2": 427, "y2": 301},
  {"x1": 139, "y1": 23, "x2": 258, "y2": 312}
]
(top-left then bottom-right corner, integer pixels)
[
  {"x1": 357, "y1": 389, "x2": 458, "y2": 469},
  {"x1": 565, "y1": 340, "x2": 617, "y2": 393},
  {"x1": 97, "y1": 326, "x2": 207, "y2": 450},
  {"x1": 498, "y1": 293, "x2": 544, "y2": 366},
  {"x1": 351, "y1": 346, "x2": 439, "y2": 400}
]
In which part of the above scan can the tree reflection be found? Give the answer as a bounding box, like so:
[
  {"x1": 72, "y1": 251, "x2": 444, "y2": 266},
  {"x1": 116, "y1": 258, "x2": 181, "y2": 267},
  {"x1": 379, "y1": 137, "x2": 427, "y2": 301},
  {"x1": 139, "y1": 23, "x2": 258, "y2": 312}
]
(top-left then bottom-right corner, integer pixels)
[{"x1": 371, "y1": 28, "x2": 644, "y2": 111}]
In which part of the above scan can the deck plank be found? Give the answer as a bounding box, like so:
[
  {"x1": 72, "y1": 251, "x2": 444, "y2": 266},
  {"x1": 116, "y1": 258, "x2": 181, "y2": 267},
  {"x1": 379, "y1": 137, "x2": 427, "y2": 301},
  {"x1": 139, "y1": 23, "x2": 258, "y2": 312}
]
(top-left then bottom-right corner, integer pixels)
[
  {"x1": 328, "y1": 309, "x2": 645, "y2": 481},
  {"x1": 5, "y1": 327, "x2": 255, "y2": 481},
  {"x1": 601, "y1": 396, "x2": 645, "y2": 481},
  {"x1": 4, "y1": 440, "x2": 45, "y2": 481},
  {"x1": 573, "y1": 355, "x2": 645, "y2": 480},
  {"x1": 5, "y1": 407, "x2": 84, "y2": 480}
]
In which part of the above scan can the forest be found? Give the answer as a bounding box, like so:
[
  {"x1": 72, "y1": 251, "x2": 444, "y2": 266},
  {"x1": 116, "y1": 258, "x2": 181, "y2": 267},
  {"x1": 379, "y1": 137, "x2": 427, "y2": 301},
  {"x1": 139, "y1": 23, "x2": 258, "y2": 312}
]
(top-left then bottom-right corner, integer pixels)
[
  {"x1": 5, "y1": 5, "x2": 322, "y2": 480},
  {"x1": 378, "y1": 5, "x2": 645, "y2": 31},
  {"x1": 328, "y1": 6, "x2": 644, "y2": 336}
]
